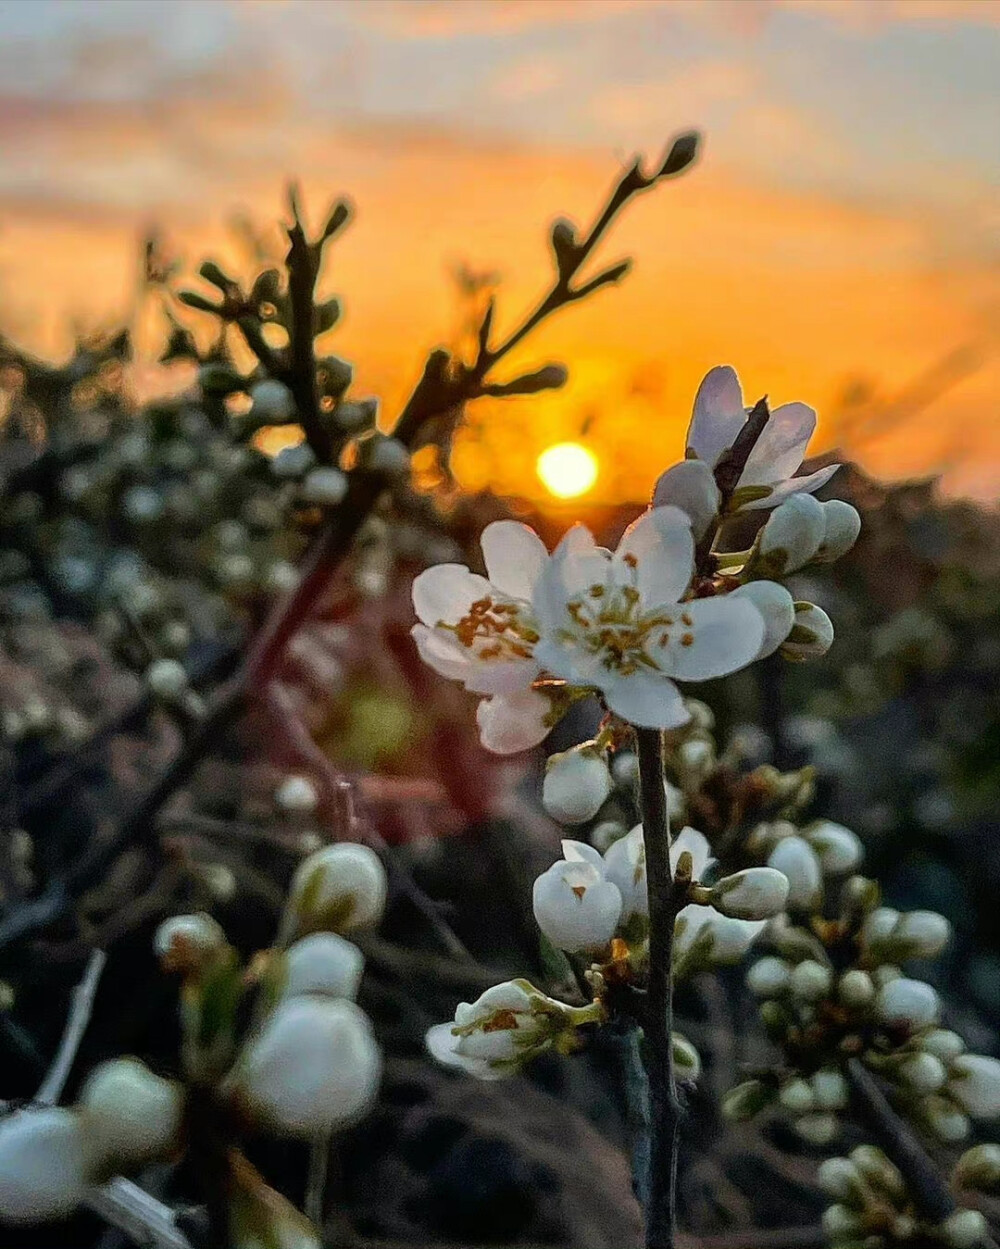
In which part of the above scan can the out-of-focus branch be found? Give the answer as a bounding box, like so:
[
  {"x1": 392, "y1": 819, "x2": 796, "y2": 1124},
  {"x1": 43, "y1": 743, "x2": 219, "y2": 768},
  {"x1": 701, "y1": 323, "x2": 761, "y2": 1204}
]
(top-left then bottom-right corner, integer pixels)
[
  {"x1": 86, "y1": 1178, "x2": 193, "y2": 1249},
  {"x1": 35, "y1": 947, "x2": 106, "y2": 1106}
]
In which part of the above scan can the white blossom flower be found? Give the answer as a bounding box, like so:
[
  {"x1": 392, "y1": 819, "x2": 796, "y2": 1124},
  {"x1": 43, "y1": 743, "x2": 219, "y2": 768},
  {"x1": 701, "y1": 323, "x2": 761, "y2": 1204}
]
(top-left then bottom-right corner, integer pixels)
[
  {"x1": 78, "y1": 1057, "x2": 183, "y2": 1167},
  {"x1": 532, "y1": 841, "x2": 622, "y2": 953},
  {"x1": 233, "y1": 997, "x2": 381, "y2": 1138},
  {"x1": 683, "y1": 365, "x2": 839, "y2": 510},
  {"x1": 542, "y1": 745, "x2": 612, "y2": 824},
  {"x1": 603, "y1": 825, "x2": 711, "y2": 922},
  {"x1": 532, "y1": 508, "x2": 765, "y2": 729},
  {"x1": 710, "y1": 868, "x2": 789, "y2": 920},
  {"x1": 279, "y1": 933, "x2": 365, "y2": 1002},
  {"x1": 948, "y1": 1055, "x2": 1000, "y2": 1120},
  {"x1": 425, "y1": 979, "x2": 585, "y2": 1080},
  {"x1": 280, "y1": 843, "x2": 387, "y2": 942},
  {"x1": 767, "y1": 835, "x2": 823, "y2": 910},
  {"x1": 411, "y1": 520, "x2": 548, "y2": 698},
  {"x1": 0, "y1": 1108, "x2": 91, "y2": 1224}
]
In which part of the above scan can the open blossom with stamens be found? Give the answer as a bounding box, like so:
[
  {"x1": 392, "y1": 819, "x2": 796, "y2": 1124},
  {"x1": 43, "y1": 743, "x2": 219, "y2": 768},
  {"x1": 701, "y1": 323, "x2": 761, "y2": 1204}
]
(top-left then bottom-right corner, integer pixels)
[
  {"x1": 532, "y1": 507, "x2": 767, "y2": 729},
  {"x1": 664, "y1": 365, "x2": 839, "y2": 512}
]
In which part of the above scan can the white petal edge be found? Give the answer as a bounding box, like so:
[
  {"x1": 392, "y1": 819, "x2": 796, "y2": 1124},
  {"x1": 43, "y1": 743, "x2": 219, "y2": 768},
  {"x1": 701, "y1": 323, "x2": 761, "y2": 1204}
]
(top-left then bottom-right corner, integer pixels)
[
  {"x1": 687, "y1": 365, "x2": 746, "y2": 468},
  {"x1": 481, "y1": 520, "x2": 549, "y2": 601}
]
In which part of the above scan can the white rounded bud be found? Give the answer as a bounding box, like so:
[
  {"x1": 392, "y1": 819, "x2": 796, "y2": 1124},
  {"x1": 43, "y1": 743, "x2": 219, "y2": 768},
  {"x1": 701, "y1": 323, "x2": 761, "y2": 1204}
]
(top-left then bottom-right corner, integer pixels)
[
  {"x1": 78, "y1": 1058, "x2": 183, "y2": 1167},
  {"x1": 805, "y1": 821, "x2": 863, "y2": 875},
  {"x1": 747, "y1": 956, "x2": 791, "y2": 999},
  {"x1": 874, "y1": 977, "x2": 940, "y2": 1029},
  {"x1": 368, "y1": 436, "x2": 410, "y2": 477},
  {"x1": 760, "y1": 494, "x2": 825, "y2": 573},
  {"x1": 874, "y1": 963, "x2": 902, "y2": 989},
  {"x1": 282, "y1": 843, "x2": 387, "y2": 941},
  {"x1": 590, "y1": 820, "x2": 627, "y2": 852},
  {"x1": 861, "y1": 907, "x2": 900, "y2": 950},
  {"x1": 271, "y1": 441, "x2": 316, "y2": 480},
  {"x1": 921, "y1": 1030, "x2": 965, "y2": 1062},
  {"x1": 779, "y1": 1077, "x2": 815, "y2": 1113},
  {"x1": 264, "y1": 561, "x2": 300, "y2": 594},
  {"x1": 816, "y1": 500, "x2": 861, "y2": 563},
  {"x1": 275, "y1": 775, "x2": 319, "y2": 814},
  {"x1": 850, "y1": 1145, "x2": 904, "y2": 1192},
  {"x1": 0, "y1": 1108, "x2": 90, "y2": 1223},
  {"x1": 838, "y1": 969, "x2": 875, "y2": 1009},
  {"x1": 954, "y1": 1143, "x2": 1000, "y2": 1190},
  {"x1": 821, "y1": 1203, "x2": 861, "y2": 1239},
  {"x1": 675, "y1": 905, "x2": 767, "y2": 965},
  {"x1": 611, "y1": 750, "x2": 638, "y2": 787},
  {"x1": 796, "y1": 1112, "x2": 838, "y2": 1145},
  {"x1": 926, "y1": 1098, "x2": 971, "y2": 1144},
  {"x1": 542, "y1": 746, "x2": 612, "y2": 825},
  {"x1": 817, "y1": 1157, "x2": 861, "y2": 1201},
  {"x1": 948, "y1": 1055, "x2": 1000, "y2": 1120},
  {"x1": 894, "y1": 910, "x2": 951, "y2": 959},
  {"x1": 711, "y1": 868, "x2": 789, "y2": 921},
  {"x1": 532, "y1": 842, "x2": 621, "y2": 954},
  {"x1": 281, "y1": 933, "x2": 364, "y2": 1002},
  {"x1": 781, "y1": 602, "x2": 834, "y2": 662},
  {"x1": 767, "y1": 836, "x2": 823, "y2": 910},
  {"x1": 250, "y1": 379, "x2": 295, "y2": 423},
  {"x1": 940, "y1": 1209, "x2": 988, "y2": 1249},
  {"x1": 790, "y1": 959, "x2": 833, "y2": 1002},
  {"x1": 812, "y1": 1069, "x2": 848, "y2": 1110},
  {"x1": 301, "y1": 467, "x2": 349, "y2": 507},
  {"x1": 899, "y1": 1052, "x2": 946, "y2": 1093},
  {"x1": 651, "y1": 460, "x2": 720, "y2": 540},
  {"x1": 730, "y1": 581, "x2": 796, "y2": 660},
  {"x1": 234, "y1": 997, "x2": 381, "y2": 1138},
  {"x1": 154, "y1": 912, "x2": 226, "y2": 971},
  {"x1": 145, "y1": 658, "x2": 188, "y2": 699}
]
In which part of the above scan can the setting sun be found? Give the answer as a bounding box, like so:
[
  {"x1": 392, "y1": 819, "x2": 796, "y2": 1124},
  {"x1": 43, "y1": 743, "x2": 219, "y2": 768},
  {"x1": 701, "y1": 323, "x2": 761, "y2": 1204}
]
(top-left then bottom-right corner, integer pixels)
[{"x1": 536, "y1": 442, "x2": 599, "y2": 500}]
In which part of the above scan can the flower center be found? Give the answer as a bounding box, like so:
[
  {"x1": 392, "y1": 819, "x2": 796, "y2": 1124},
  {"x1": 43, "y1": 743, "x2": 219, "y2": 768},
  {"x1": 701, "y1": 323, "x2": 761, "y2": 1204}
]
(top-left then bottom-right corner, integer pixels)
[{"x1": 442, "y1": 595, "x2": 540, "y2": 663}]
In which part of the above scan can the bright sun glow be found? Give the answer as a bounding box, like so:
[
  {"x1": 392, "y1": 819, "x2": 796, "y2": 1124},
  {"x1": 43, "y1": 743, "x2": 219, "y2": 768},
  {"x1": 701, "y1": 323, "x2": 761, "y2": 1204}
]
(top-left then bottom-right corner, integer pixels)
[{"x1": 536, "y1": 442, "x2": 599, "y2": 500}]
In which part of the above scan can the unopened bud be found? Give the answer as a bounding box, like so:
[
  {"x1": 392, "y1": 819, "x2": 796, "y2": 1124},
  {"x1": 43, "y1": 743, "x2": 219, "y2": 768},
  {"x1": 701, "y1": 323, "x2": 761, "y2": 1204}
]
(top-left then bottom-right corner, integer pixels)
[
  {"x1": 899, "y1": 1051, "x2": 946, "y2": 1093},
  {"x1": 78, "y1": 1058, "x2": 183, "y2": 1168},
  {"x1": 758, "y1": 494, "x2": 825, "y2": 574},
  {"x1": 301, "y1": 466, "x2": 349, "y2": 507},
  {"x1": 274, "y1": 775, "x2": 319, "y2": 814},
  {"x1": 790, "y1": 959, "x2": 833, "y2": 1002},
  {"x1": 926, "y1": 1097, "x2": 971, "y2": 1144},
  {"x1": 817, "y1": 1156, "x2": 862, "y2": 1201},
  {"x1": 822, "y1": 1203, "x2": 862, "y2": 1240},
  {"x1": 710, "y1": 868, "x2": 789, "y2": 920},
  {"x1": 781, "y1": 602, "x2": 834, "y2": 662},
  {"x1": 250, "y1": 379, "x2": 296, "y2": 424},
  {"x1": 812, "y1": 1069, "x2": 848, "y2": 1110},
  {"x1": 0, "y1": 1108, "x2": 90, "y2": 1224},
  {"x1": 722, "y1": 1079, "x2": 773, "y2": 1122},
  {"x1": 940, "y1": 1209, "x2": 988, "y2": 1249},
  {"x1": 767, "y1": 836, "x2": 823, "y2": 910},
  {"x1": 271, "y1": 441, "x2": 317, "y2": 479},
  {"x1": 797, "y1": 1112, "x2": 838, "y2": 1145},
  {"x1": 747, "y1": 956, "x2": 791, "y2": 999},
  {"x1": 154, "y1": 912, "x2": 226, "y2": 972},
  {"x1": 874, "y1": 977, "x2": 940, "y2": 1029},
  {"x1": 954, "y1": 1143, "x2": 1000, "y2": 1191},
  {"x1": 838, "y1": 969, "x2": 875, "y2": 1009},
  {"x1": 804, "y1": 821, "x2": 863, "y2": 875},
  {"x1": 948, "y1": 1055, "x2": 1000, "y2": 1120},
  {"x1": 779, "y1": 1077, "x2": 815, "y2": 1113},
  {"x1": 920, "y1": 1030, "x2": 965, "y2": 1062},
  {"x1": 816, "y1": 500, "x2": 861, "y2": 563},
  {"x1": 542, "y1": 745, "x2": 612, "y2": 825},
  {"x1": 280, "y1": 933, "x2": 364, "y2": 1003},
  {"x1": 146, "y1": 658, "x2": 189, "y2": 700},
  {"x1": 281, "y1": 843, "x2": 387, "y2": 942}
]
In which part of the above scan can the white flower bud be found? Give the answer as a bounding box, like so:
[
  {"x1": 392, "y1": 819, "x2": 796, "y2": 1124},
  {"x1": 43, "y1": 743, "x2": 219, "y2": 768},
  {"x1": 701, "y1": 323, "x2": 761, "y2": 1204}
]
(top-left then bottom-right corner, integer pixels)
[
  {"x1": 747, "y1": 956, "x2": 791, "y2": 999},
  {"x1": 874, "y1": 977, "x2": 940, "y2": 1029},
  {"x1": 781, "y1": 602, "x2": 834, "y2": 662},
  {"x1": 710, "y1": 868, "x2": 789, "y2": 920},
  {"x1": 893, "y1": 1215, "x2": 918, "y2": 1240},
  {"x1": 838, "y1": 969, "x2": 875, "y2": 1009},
  {"x1": 921, "y1": 1030, "x2": 965, "y2": 1062},
  {"x1": 234, "y1": 997, "x2": 381, "y2": 1137},
  {"x1": 790, "y1": 959, "x2": 833, "y2": 1002},
  {"x1": 78, "y1": 1058, "x2": 182, "y2": 1167},
  {"x1": 894, "y1": 910, "x2": 951, "y2": 959},
  {"x1": 804, "y1": 821, "x2": 863, "y2": 875},
  {"x1": 426, "y1": 980, "x2": 577, "y2": 1080},
  {"x1": 368, "y1": 436, "x2": 410, "y2": 477},
  {"x1": 0, "y1": 1108, "x2": 90, "y2": 1223},
  {"x1": 730, "y1": 581, "x2": 796, "y2": 660},
  {"x1": 280, "y1": 933, "x2": 364, "y2": 1002},
  {"x1": 271, "y1": 441, "x2": 316, "y2": 479},
  {"x1": 675, "y1": 905, "x2": 766, "y2": 966},
  {"x1": 250, "y1": 379, "x2": 296, "y2": 423},
  {"x1": 767, "y1": 836, "x2": 823, "y2": 910},
  {"x1": 816, "y1": 500, "x2": 861, "y2": 563},
  {"x1": 821, "y1": 1204, "x2": 862, "y2": 1239},
  {"x1": 817, "y1": 1157, "x2": 861, "y2": 1201},
  {"x1": 926, "y1": 1097, "x2": 971, "y2": 1144},
  {"x1": 274, "y1": 775, "x2": 319, "y2": 815},
  {"x1": 779, "y1": 1077, "x2": 815, "y2": 1113},
  {"x1": 812, "y1": 1069, "x2": 848, "y2": 1110},
  {"x1": 940, "y1": 1209, "x2": 989, "y2": 1249},
  {"x1": 146, "y1": 657, "x2": 189, "y2": 699},
  {"x1": 154, "y1": 912, "x2": 226, "y2": 972},
  {"x1": 611, "y1": 750, "x2": 638, "y2": 787},
  {"x1": 797, "y1": 1112, "x2": 838, "y2": 1145},
  {"x1": 651, "y1": 460, "x2": 720, "y2": 540},
  {"x1": 533, "y1": 842, "x2": 621, "y2": 953},
  {"x1": 874, "y1": 963, "x2": 902, "y2": 989},
  {"x1": 590, "y1": 820, "x2": 627, "y2": 852},
  {"x1": 265, "y1": 560, "x2": 300, "y2": 594},
  {"x1": 678, "y1": 738, "x2": 714, "y2": 776},
  {"x1": 542, "y1": 746, "x2": 612, "y2": 825},
  {"x1": 281, "y1": 843, "x2": 387, "y2": 941},
  {"x1": 301, "y1": 467, "x2": 349, "y2": 507},
  {"x1": 899, "y1": 1052, "x2": 946, "y2": 1093},
  {"x1": 759, "y1": 494, "x2": 825, "y2": 574},
  {"x1": 850, "y1": 1145, "x2": 905, "y2": 1194},
  {"x1": 954, "y1": 1143, "x2": 1000, "y2": 1191},
  {"x1": 861, "y1": 906, "x2": 899, "y2": 951},
  {"x1": 948, "y1": 1055, "x2": 1000, "y2": 1120}
]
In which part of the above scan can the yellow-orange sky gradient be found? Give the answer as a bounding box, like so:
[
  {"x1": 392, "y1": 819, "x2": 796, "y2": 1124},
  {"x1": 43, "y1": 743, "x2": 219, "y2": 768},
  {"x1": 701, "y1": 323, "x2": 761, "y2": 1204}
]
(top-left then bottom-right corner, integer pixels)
[{"x1": 0, "y1": 0, "x2": 997, "y2": 502}]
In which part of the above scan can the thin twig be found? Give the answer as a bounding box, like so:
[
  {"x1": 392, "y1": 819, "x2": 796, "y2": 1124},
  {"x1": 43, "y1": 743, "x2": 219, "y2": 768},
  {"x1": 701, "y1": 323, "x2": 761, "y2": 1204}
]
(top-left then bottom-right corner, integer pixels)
[
  {"x1": 637, "y1": 727, "x2": 684, "y2": 1249},
  {"x1": 35, "y1": 947, "x2": 106, "y2": 1105},
  {"x1": 845, "y1": 1056, "x2": 956, "y2": 1224},
  {"x1": 305, "y1": 1133, "x2": 330, "y2": 1229},
  {"x1": 86, "y1": 1178, "x2": 194, "y2": 1249}
]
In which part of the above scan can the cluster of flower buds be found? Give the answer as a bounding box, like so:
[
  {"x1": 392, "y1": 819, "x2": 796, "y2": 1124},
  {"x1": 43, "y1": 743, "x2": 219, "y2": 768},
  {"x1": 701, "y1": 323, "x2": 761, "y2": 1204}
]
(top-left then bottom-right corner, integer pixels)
[
  {"x1": 818, "y1": 1147, "x2": 988, "y2": 1249},
  {"x1": 0, "y1": 842, "x2": 387, "y2": 1233},
  {"x1": 745, "y1": 818, "x2": 864, "y2": 911}
]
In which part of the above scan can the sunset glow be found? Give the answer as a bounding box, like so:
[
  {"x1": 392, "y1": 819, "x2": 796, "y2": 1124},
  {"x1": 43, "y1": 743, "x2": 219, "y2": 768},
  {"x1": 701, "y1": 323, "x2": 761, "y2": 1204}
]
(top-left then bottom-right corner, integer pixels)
[{"x1": 536, "y1": 442, "x2": 600, "y2": 500}]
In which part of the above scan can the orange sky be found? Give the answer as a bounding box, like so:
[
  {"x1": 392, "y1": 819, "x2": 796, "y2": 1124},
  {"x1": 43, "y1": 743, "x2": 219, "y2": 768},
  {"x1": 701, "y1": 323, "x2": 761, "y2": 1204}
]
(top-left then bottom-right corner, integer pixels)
[{"x1": 0, "y1": 0, "x2": 997, "y2": 502}]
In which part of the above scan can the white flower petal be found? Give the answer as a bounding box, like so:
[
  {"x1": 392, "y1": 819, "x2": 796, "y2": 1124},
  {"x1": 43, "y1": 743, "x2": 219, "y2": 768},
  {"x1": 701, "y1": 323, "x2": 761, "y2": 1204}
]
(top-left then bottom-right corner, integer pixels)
[
  {"x1": 671, "y1": 826, "x2": 712, "y2": 880},
  {"x1": 411, "y1": 624, "x2": 476, "y2": 683},
  {"x1": 739, "y1": 464, "x2": 840, "y2": 510},
  {"x1": 463, "y1": 657, "x2": 540, "y2": 696},
  {"x1": 481, "y1": 521, "x2": 549, "y2": 600},
  {"x1": 533, "y1": 636, "x2": 605, "y2": 686},
  {"x1": 601, "y1": 670, "x2": 690, "y2": 729},
  {"x1": 687, "y1": 366, "x2": 746, "y2": 467},
  {"x1": 561, "y1": 839, "x2": 606, "y2": 868},
  {"x1": 476, "y1": 689, "x2": 553, "y2": 754},
  {"x1": 651, "y1": 461, "x2": 720, "y2": 540},
  {"x1": 412, "y1": 564, "x2": 493, "y2": 627},
  {"x1": 740, "y1": 401, "x2": 817, "y2": 487},
  {"x1": 614, "y1": 506, "x2": 694, "y2": 608},
  {"x1": 729, "y1": 582, "x2": 795, "y2": 659},
  {"x1": 659, "y1": 594, "x2": 765, "y2": 681}
]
